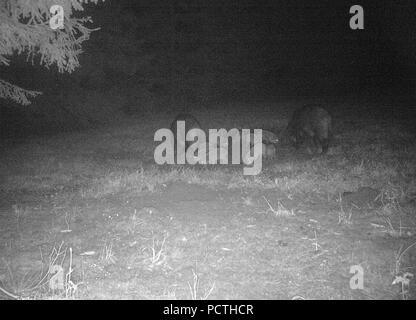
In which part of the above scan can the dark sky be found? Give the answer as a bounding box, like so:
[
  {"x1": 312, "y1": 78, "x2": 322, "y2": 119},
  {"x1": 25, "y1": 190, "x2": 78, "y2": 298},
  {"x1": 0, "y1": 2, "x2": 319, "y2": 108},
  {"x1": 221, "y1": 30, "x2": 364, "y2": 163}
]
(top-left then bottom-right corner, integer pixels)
[
  {"x1": 113, "y1": 0, "x2": 416, "y2": 98},
  {"x1": 7, "y1": 0, "x2": 416, "y2": 100}
]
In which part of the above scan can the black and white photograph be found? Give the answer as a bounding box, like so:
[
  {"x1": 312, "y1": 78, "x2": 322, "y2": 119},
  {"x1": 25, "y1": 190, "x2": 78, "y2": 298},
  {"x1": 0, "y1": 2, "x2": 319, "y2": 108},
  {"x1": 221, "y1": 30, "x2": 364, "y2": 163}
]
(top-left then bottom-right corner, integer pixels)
[{"x1": 0, "y1": 0, "x2": 415, "y2": 302}]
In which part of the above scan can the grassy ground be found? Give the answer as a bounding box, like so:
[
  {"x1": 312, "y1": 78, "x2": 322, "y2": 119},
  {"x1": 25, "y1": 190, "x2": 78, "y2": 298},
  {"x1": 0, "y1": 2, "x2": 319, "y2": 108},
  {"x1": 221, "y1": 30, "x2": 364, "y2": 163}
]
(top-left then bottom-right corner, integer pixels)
[{"x1": 0, "y1": 101, "x2": 415, "y2": 299}]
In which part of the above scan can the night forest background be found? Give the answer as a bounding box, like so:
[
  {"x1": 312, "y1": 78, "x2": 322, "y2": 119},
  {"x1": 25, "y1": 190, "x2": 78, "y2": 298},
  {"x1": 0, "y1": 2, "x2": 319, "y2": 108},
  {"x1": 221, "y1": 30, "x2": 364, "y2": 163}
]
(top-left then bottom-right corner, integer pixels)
[{"x1": 1, "y1": 0, "x2": 415, "y2": 138}]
